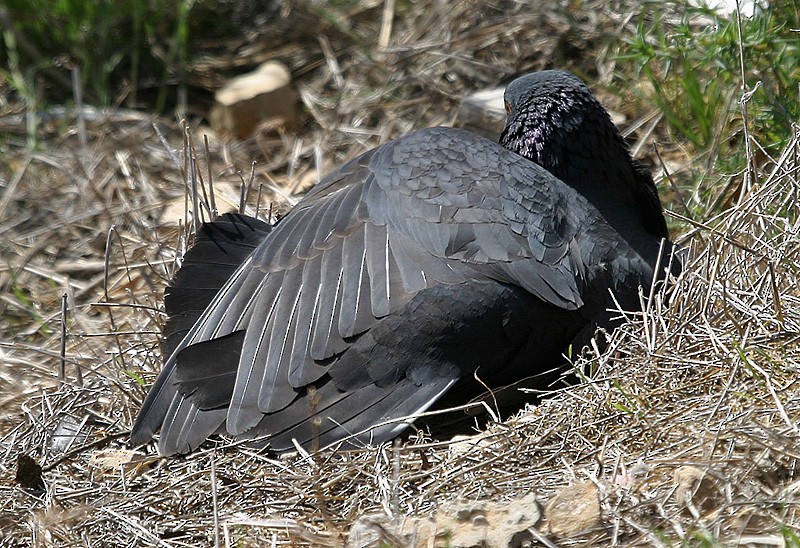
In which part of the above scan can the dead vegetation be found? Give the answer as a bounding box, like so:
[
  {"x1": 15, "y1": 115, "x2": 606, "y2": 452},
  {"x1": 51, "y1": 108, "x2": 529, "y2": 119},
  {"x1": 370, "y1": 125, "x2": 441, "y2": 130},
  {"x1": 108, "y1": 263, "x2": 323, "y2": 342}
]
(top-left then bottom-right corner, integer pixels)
[{"x1": 2, "y1": 0, "x2": 800, "y2": 546}]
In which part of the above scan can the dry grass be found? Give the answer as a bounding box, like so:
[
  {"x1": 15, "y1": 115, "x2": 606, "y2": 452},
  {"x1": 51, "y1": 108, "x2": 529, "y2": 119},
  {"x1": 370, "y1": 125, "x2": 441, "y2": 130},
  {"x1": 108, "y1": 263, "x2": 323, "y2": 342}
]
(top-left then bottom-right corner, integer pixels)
[{"x1": 2, "y1": 0, "x2": 800, "y2": 546}]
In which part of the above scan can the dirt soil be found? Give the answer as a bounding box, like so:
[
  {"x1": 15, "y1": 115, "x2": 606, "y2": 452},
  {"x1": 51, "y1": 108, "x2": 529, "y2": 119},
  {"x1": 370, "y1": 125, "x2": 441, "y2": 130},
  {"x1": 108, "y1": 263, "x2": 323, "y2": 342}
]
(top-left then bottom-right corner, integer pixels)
[{"x1": 2, "y1": 1, "x2": 799, "y2": 546}]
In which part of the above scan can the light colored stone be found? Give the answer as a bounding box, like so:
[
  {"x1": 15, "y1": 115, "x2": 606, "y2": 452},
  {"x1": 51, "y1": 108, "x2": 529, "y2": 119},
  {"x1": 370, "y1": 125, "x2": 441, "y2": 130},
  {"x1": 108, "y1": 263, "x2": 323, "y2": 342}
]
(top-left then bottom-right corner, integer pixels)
[
  {"x1": 437, "y1": 493, "x2": 541, "y2": 547},
  {"x1": 456, "y1": 87, "x2": 506, "y2": 139},
  {"x1": 673, "y1": 465, "x2": 718, "y2": 513},
  {"x1": 347, "y1": 492, "x2": 541, "y2": 547},
  {"x1": 210, "y1": 61, "x2": 297, "y2": 138},
  {"x1": 545, "y1": 481, "x2": 601, "y2": 538},
  {"x1": 346, "y1": 513, "x2": 435, "y2": 548},
  {"x1": 159, "y1": 181, "x2": 243, "y2": 229}
]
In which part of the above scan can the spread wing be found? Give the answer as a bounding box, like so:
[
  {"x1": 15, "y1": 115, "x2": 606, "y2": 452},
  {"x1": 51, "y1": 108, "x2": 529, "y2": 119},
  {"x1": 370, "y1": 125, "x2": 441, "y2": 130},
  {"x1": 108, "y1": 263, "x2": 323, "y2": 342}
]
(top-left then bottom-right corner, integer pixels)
[{"x1": 132, "y1": 127, "x2": 616, "y2": 455}]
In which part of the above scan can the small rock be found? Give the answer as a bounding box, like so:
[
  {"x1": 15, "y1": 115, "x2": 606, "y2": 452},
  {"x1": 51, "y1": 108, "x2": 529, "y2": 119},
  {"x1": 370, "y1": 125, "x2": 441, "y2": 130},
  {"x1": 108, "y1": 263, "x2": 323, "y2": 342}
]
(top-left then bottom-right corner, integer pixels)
[
  {"x1": 347, "y1": 493, "x2": 541, "y2": 547},
  {"x1": 545, "y1": 481, "x2": 601, "y2": 538},
  {"x1": 159, "y1": 181, "x2": 244, "y2": 229},
  {"x1": 438, "y1": 493, "x2": 541, "y2": 547},
  {"x1": 613, "y1": 461, "x2": 651, "y2": 490},
  {"x1": 456, "y1": 87, "x2": 506, "y2": 139},
  {"x1": 673, "y1": 465, "x2": 717, "y2": 512},
  {"x1": 210, "y1": 61, "x2": 298, "y2": 138},
  {"x1": 346, "y1": 514, "x2": 435, "y2": 548},
  {"x1": 447, "y1": 432, "x2": 499, "y2": 458},
  {"x1": 88, "y1": 449, "x2": 139, "y2": 471}
]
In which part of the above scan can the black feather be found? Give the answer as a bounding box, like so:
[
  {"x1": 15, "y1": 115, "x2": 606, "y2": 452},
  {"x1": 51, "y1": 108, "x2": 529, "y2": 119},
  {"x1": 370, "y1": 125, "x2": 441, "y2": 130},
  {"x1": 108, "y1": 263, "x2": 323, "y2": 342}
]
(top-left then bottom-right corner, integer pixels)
[
  {"x1": 173, "y1": 330, "x2": 245, "y2": 410},
  {"x1": 132, "y1": 70, "x2": 679, "y2": 456},
  {"x1": 163, "y1": 214, "x2": 272, "y2": 359}
]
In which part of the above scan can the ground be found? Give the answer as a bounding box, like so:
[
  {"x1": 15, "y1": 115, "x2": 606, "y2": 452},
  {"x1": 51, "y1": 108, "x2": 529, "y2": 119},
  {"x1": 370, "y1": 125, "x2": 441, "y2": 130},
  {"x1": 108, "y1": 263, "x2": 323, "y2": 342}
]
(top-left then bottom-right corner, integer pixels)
[{"x1": 1, "y1": 0, "x2": 799, "y2": 546}]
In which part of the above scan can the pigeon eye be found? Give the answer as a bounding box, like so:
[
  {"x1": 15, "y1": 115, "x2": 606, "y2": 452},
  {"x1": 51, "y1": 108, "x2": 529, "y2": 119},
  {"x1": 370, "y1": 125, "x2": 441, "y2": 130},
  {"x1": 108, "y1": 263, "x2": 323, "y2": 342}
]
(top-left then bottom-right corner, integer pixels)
[{"x1": 504, "y1": 100, "x2": 512, "y2": 114}]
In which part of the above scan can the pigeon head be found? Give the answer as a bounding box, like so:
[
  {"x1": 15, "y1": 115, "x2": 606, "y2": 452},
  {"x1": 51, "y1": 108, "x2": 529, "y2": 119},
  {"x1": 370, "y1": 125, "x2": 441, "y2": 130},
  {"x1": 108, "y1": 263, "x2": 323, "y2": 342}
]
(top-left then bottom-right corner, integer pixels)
[
  {"x1": 499, "y1": 70, "x2": 668, "y2": 239},
  {"x1": 499, "y1": 70, "x2": 621, "y2": 175}
]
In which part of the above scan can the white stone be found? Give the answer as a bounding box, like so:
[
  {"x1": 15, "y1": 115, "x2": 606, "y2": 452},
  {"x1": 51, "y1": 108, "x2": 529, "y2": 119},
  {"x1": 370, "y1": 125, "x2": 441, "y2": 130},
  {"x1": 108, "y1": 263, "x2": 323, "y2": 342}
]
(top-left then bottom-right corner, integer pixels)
[{"x1": 210, "y1": 61, "x2": 298, "y2": 138}]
